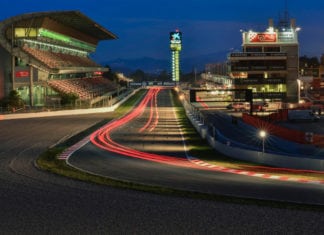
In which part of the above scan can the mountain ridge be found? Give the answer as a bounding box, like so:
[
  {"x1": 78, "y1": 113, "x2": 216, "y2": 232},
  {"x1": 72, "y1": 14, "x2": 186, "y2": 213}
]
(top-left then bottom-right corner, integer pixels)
[{"x1": 102, "y1": 51, "x2": 228, "y2": 75}]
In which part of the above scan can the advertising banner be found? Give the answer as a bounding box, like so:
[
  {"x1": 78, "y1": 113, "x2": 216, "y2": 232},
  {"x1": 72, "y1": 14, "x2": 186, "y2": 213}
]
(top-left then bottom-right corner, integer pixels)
[
  {"x1": 248, "y1": 33, "x2": 277, "y2": 43},
  {"x1": 15, "y1": 71, "x2": 30, "y2": 78}
]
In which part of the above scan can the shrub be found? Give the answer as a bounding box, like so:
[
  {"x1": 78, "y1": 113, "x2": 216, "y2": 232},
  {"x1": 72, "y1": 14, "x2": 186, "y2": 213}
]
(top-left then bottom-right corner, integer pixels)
[{"x1": 60, "y1": 93, "x2": 79, "y2": 106}]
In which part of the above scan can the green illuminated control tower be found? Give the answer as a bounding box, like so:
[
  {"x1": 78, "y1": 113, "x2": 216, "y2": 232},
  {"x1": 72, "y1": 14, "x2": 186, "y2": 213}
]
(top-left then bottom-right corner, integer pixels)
[{"x1": 170, "y1": 30, "x2": 182, "y2": 82}]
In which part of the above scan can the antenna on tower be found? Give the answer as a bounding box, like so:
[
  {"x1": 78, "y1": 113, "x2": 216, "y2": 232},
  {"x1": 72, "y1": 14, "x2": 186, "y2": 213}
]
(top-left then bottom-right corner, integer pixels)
[
  {"x1": 278, "y1": 0, "x2": 289, "y2": 30},
  {"x1": 284, "y1": 0, "x2": 289, "y2": 22}
]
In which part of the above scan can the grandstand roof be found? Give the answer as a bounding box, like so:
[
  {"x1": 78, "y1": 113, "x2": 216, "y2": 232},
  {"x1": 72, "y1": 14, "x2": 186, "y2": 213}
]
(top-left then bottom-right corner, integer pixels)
[
  {"x1": 2, "y1": 10, "x2": 118, "y2": 41},
  {"x1": 0, "y1": 11, "x2": 116, "y2": 73}
]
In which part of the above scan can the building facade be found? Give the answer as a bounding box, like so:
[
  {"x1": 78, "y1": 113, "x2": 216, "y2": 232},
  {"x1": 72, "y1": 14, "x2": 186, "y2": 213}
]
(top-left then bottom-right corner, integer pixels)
[
  {"x1": 0, "y1": 11, "x2": 117, "y2": 106},
  {"x1": 228, "y1": 18, "x2": 300, "y2": 103}
]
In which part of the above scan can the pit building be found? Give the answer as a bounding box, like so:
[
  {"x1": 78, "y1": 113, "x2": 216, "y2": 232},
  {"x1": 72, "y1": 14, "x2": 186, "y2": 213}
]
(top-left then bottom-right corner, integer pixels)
[{"x1": 228, "y1": 18, "x2": 300, "y2": 103}]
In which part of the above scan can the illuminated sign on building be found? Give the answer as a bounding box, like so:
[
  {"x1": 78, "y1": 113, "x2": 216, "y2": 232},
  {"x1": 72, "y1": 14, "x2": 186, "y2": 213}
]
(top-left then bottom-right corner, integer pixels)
[
  {"x1": 248, "y1": 32, "x2": 277, "y2": 43},
  {"x1": 278, "y1": 32, "x2": 295, "y2": 41},
  {"x1": 15, "y1": 71, "x2": 29, "y2": 78},
  {"x1": 170, "y1": 31, "x2": 182, "y2": 44},
  {"x1": 244, "y1": 31, "x2": 297, "y2": 44}
]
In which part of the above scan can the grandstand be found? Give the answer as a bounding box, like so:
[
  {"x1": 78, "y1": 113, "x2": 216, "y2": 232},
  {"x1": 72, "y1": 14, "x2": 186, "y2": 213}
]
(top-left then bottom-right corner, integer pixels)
[{"x1": 0, "y1": 11, "x2": 119, "y2": 108}]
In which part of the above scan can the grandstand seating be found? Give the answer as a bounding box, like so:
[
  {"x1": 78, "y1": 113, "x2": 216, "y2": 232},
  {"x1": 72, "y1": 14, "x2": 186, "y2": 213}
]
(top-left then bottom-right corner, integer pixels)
[
  {"x1": 48, "y1": 77, "x2": 117, "y2": 100},
  {"x1": 22, "y1": 45, "x2": 100, "y2": 69},
  {"x1": 55, "y1": 53, "x2": 99, "y2": 67},
  {"x1": 23, "y1": 46, "x2": 61, "y2": 68}
]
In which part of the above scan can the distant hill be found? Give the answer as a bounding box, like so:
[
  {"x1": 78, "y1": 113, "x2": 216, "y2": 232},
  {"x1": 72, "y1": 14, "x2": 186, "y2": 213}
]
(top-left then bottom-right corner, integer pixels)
[
  {"x1": 106, "y1": 57, "x2": 169, "y2": 75},
  {"x1": 103, "y1": 51, "x2": 228, "y2": 75},
  {"x1": 182, "y1": 51, "x2": 229, "y2": 72}
]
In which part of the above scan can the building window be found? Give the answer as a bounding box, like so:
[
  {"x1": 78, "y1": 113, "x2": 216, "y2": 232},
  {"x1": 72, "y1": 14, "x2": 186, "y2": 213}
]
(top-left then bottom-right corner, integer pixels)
[
  {"x1": 245, "y1": 46, "x2": 262, "y2": 52},
  {"x1": 264, "y1": 46, "x2": 280, "y2": 52}
]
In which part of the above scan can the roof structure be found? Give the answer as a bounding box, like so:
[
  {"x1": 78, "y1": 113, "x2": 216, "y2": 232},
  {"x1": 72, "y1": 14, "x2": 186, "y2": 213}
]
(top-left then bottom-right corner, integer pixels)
[
  {"x1": 1, "y1": 10, "x2": 117, "y2": 41},
  {"x1": 0, "y1": 11, "x2": 117, "y2": 73}
]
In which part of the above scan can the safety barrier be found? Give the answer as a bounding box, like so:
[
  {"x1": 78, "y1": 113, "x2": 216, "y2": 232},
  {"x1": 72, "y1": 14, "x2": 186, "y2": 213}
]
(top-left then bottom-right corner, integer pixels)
[
  {"x1": 183, "y1": 100, "x2": 324, "y2": 171},
  {"x1": 242, "y1": 112, "x2": 324, "y2": 147}
]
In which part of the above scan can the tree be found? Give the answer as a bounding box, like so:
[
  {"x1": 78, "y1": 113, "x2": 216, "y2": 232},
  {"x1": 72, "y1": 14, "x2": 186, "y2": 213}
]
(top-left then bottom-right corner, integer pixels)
[
  {"x1": 7, "y1": 90, "x2": 24, "y2": 111},
  {"x1": 103, "y1": 65, "x2": 118, "y2": 82},
  {"x1": 157, "y1": 70, "x2": 170, "y2": 82},
  {"x1": 299, "y1": 55, "x2": 320, "y2": 68},
  {"x1": 130, "y1": 69, "x2": 147, "y2": 82},
  {"x1": 181, "y1": 70, "x2": 198, "y2": 83},
  {"x1": 60, "y1": 93, "x2": 79, "y2": 106}
]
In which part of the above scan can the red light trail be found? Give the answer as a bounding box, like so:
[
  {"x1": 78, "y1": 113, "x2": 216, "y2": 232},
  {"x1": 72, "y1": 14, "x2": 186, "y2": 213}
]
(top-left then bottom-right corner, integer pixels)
[
  {"x1": 139, "y1": 87, "x2": 160, "y2": 132},
  {"x1": 196, "y1": 96, "x2": 209, "y2": 109},
  {"x1": 77, "y1": 87, "x2": 323, "y2": 185},
  {"x1": 90, "y1": 87, "x2": 198, "y2": 168}
]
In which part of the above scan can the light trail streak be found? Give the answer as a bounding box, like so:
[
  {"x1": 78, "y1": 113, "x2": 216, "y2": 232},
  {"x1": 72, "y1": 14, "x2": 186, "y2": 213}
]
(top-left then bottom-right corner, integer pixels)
[
  {"x1": 149, "y1": 88, "x2": 160, "y2": 132},
  {"x1": 196, "y1": 96, "x2": 209, "y2": 109},
  {"x1": 139, "y1": 87, "x2": 160, "y2": 133},
  {"x1": 88, "y1": 87, "x2": 324, "y2": 184},
  {"x1": 90, "y1": 87, "x2": 198, "y2": 168}
]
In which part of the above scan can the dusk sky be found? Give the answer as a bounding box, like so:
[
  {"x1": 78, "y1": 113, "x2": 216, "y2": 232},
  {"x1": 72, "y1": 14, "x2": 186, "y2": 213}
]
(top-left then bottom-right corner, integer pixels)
[{"x1": 1, "y1": 0, "x2": 324, "y2": 63}]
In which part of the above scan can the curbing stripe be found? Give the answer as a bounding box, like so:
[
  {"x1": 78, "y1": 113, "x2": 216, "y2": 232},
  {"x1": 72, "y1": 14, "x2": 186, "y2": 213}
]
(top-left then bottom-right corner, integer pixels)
[{"x1": 188, "y1": 156, "x2": 324, "y2": 186}]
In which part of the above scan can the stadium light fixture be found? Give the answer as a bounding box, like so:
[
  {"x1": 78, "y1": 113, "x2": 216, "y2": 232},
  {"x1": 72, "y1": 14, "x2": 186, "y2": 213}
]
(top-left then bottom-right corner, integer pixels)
[{"x1": 259, "y1": 130, "x2": 267, "y2": 154}]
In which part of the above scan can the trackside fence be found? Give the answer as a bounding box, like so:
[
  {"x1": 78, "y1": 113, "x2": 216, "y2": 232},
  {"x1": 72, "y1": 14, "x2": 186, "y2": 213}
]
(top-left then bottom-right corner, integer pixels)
[{"x1": 182, "y1": 99, "x2": 324, "y2": 171}]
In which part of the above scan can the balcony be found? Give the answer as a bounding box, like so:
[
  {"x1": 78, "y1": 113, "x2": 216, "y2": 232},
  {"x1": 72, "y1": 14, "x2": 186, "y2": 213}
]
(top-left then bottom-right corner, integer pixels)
[
  {"x1": 229, "y1": 52, "x2": 287, "y2": 59},
  {"x1": 254, "y1": 92, "x2": 286, "y2": 99},
  {"x1": 232, "y1": 78, "x2": 285, "y2": 85},
  {"x1": 231, "y1": 65, "x2": 286, "y2": 72}
]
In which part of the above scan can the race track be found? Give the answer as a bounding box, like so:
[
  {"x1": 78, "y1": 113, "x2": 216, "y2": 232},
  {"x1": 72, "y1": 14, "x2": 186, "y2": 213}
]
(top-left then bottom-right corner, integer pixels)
[
  {"x1": 0, "y1": 91, "x2": 324, "y2": 234},
  {"x1": 69, "y1": 88, "x2": 324, "y2": 204}
]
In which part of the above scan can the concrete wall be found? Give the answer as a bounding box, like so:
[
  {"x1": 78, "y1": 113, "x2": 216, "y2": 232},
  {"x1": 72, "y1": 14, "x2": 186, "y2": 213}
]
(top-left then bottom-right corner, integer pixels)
[{"x1": 1, "y1": 88, "x2": 139, "y2": 120}]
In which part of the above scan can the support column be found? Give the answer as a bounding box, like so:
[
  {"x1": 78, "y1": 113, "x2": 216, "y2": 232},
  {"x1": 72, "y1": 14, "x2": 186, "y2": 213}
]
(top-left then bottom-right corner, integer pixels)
[{"x1": 29, "y1": 66, "x2": 33, "y2": 107}]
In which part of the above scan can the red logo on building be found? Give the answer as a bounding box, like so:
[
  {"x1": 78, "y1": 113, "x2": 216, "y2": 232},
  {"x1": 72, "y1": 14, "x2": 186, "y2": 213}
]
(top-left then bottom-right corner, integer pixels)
[
  {"x1": 249, "y1": 33, "x2": 277, "y2": 43},
  {"x1": 15, "y1": 71, "x2": 30, "y2": 78}
]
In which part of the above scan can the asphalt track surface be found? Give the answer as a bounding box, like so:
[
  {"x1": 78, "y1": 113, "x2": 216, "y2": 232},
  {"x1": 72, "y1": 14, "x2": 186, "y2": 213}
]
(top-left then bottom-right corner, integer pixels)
[
  {"x1": 0, "y1": 90, "x2": 323, "y2": 234},
  {"x1": 69, "y1": 88, "x2": 324, "y2": 203}
]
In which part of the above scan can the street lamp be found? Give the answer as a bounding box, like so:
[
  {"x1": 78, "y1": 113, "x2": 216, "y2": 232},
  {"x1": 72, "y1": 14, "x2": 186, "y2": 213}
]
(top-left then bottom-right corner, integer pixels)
[{"x1": 259, "y1": 130, "x2": 267, "y2": 153}]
